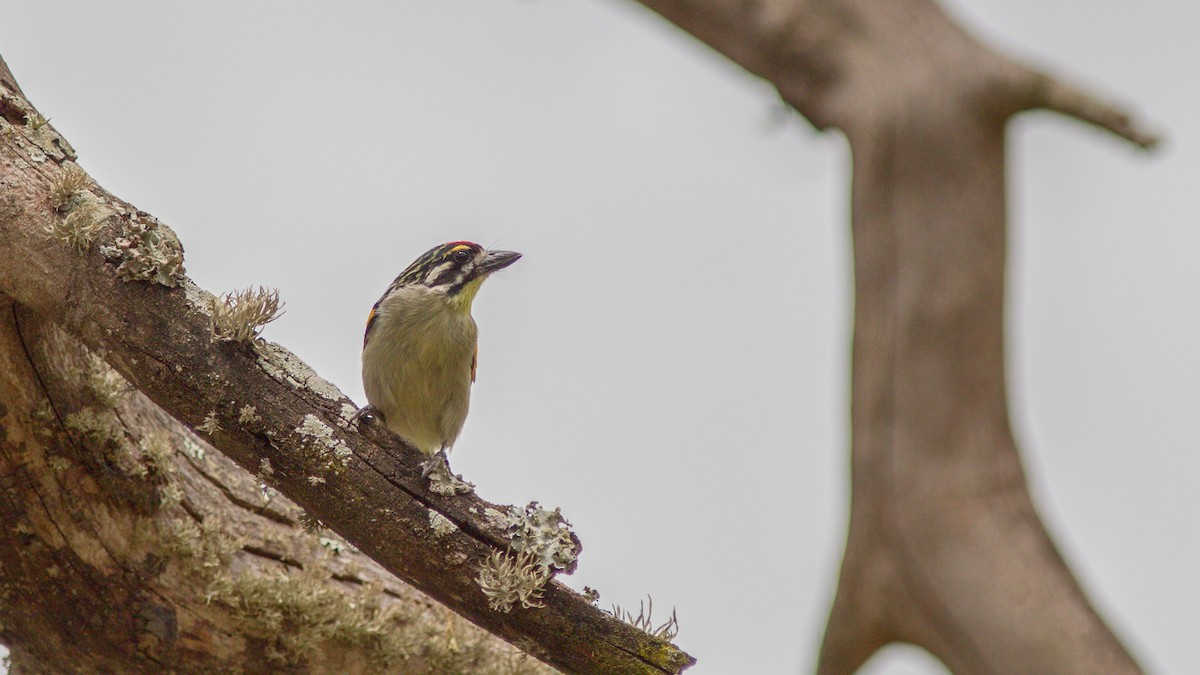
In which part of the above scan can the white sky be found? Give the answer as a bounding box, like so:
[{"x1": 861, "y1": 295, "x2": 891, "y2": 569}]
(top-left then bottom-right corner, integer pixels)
[{"x1": 2, "y1": 1, "x2": 1196, "y2": 673}]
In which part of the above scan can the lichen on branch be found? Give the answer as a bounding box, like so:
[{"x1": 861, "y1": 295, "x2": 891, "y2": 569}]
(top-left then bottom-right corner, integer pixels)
[{"x1": 209, "y1": 286, "x2": 283, "y2": 342}]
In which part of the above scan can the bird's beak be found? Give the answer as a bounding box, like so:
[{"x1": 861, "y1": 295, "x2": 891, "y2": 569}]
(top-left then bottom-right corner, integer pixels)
[{"x1": 478, "y1": 249, "x2": 522, "y2": 275}]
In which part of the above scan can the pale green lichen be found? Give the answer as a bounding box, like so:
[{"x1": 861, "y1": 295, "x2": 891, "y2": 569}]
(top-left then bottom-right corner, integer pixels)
[
  {"x1": 210, "y1": 287, "x2": 283, "y2": 342},
  {"x1": 139, "y1": 434, "x2": 185, "y2": 510},
  {"x1": 40, "y1": 332, "x2": 128, "y2": 408},
  {"x1": 295, "y1": 414, "x2": 352, "y2": 473},
  {"x1": 64, "y1": 408, "x2": 123, "y2": 447},
  {"x1": 203, "y1": 566, "x2": 409, "y2": 667},
  {"x1": 240, "y1": 405, "x2": 262, "y2": 425},
  {"x1": 504, "y1": 502, "x2": 578, "y2": 572},
  {"x1": 255, "y1": 342, "x2": 344, "y2": 402},
  {"x1": 25, "y1": 144, "x2": 48, "y2": 164},
  {"x1": 100, "y1": 212, "x2": 185, "y2": 287},
  {"x1": 156, "y1": 510, "x2": 552, "y2": 672},
  {"x1": 83, "y1": 353, "x2": 130, "y2": 408},
  {"x1": 47, "y1": 163, "x2": 90, "y2": 211},
  {"x1": 428, "y1": 510, "x2": 458, "y2": 538},
  {"x1": 610, "y1": 596, "x2": 680, "y2": 641},
  {"x1": 41, "y1": 334, "x2": 128, "y2": 407},
  {"x1": 63, "y1": 406, "x2": 184, "y2": 510},
  {"x1": 140, "y1": 432, "x2": 175, "y2": 477},
  {"x1": 338, "y1": 403, "x2": 359, "y2": 426},
  {"x1": 2, "y1": 92, "x2": 74, "y2": 160},
  {"x1": 195, "y1": 412, "x2": 221, "y2": 435},
  {"x1": 476, "y1": 503, "x2": 579, "y2": 613},
  {"x1": 476, "y1": 549, "x2": 550, "y2": 613},
  {"x1": 45, "y1": 198, "x2": 113, "y2": 253},
  {"x1": 23, "y1": 111, "x2": 48, "y2": 132},
  {"x1": 181, "y1": 437, "x2": 206, "y2": 461},
  {"x1": 581, "y1": 586, "x2": 600, "y2": 606},
  {"x1": 160, "y1": 516, "x2": 241, "y2": 571},
  {"x1": 158, "y1": 482, "x2": 184, "y2": 510},
  {"x1": 182, "y1": 280, "x2": 216, "y2": 316}
]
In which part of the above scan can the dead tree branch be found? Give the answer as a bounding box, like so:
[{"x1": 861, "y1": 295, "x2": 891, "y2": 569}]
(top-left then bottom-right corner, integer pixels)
[{"x1": 630, "y1": 0, "x2": 1155, "y2": 672}]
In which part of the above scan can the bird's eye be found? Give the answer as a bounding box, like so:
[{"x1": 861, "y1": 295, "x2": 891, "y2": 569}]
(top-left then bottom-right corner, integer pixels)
[{"x1": 452, "y1": 249, "x2": 471, "y2": 264}]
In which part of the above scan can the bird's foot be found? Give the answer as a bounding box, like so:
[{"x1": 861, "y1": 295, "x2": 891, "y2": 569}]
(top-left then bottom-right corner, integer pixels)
[
  {"x1": 420, "y1": 450, "x2": 450, "y2": 479},
  {"x1": 348, "y1": 404, "x2": 377, "y2": 429},
  {"x1": 421, "y1": 450, "x2": 475, "y2": 495}
]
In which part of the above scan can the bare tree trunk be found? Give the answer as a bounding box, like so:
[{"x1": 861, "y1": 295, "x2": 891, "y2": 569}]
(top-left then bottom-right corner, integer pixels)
[
  {"x1": 630, "y1": 0, "x2": 1156, "y2": 672},
  {"x1": 0, "y1": 57, "x2": 693, "y2": 674}
]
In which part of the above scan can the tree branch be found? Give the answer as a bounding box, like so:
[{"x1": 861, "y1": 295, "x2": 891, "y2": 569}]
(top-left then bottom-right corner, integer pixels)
[
  {"x1": 627, "y1": 0, "x2": 1154, "y2": 672},
  {"x1": 1009, "y1": 65, "x2": 1161, "y2": 149},
  {"x1": 0, "y1": 55, "x2": 693, "y2": 675},
  {"x1": 635, "y1": 0, "x2": 1160, "y2": 151},
  {"x1": 0, "y1": 302, "x2": 535, "y2": 672}
]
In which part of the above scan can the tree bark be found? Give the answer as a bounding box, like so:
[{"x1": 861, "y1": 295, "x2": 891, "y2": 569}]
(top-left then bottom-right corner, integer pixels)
[
  {"x1": 630, "y1": 0, "x2": 1156, "y2": 673},
  {"x1": 0, "y1": 57, "x2": 693, "y2": 674}
]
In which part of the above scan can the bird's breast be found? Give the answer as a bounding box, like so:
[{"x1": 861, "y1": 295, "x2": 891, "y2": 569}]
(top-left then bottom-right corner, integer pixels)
[{"x1": 361, "y1": 291, "x2": 478, "y2": 453}]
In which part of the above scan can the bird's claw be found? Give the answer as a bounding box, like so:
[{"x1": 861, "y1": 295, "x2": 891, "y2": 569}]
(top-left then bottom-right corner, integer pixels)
[
  {"x1": 348, "y1": 404, "x2": 376, "y2": 428},
  {"x1": 420, "y1": 450, "x2": 451, "y2": 480}
]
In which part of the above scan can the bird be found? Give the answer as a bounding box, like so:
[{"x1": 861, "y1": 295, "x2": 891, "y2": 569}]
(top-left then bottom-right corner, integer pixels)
[{"x1": 355, "y1": 241, "x2": 521, "y2": 458}]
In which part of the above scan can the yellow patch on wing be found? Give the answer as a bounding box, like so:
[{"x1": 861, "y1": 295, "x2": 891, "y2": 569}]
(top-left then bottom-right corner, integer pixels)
[
  {"x1": 471, "y1": 344, "x2": 478, "y2": 383},
  {"x1": 363, "y1": 306, "x2": 379, "y2": 348}
]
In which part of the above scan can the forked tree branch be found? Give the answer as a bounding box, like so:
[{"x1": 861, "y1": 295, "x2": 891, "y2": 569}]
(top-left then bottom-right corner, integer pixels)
[
  {"x1": 629, "y1": 0, "x2": 1155, "y2": 673},
  {"x1": 634, "y1": 0, "x2": 1158, "y2": 148},
  {"x1": 0, "y1": 55, "x2": 693, "y2": 675}
]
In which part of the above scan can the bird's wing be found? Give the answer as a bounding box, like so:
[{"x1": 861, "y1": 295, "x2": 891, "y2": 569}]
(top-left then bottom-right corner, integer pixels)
[
  {"x1": 471, "y1": 344, "x2": 478, "y2": 383},
  {"x1": 363, "y1": 304, "x2": 380, "y2": 348}
]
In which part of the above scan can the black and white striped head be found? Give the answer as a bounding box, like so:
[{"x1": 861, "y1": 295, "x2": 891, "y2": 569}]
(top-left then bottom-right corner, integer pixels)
[
  {"x1": 365, "y1": 241, "x2": 521, "y2": 345},
  {"x1": 365, "y1": 242, "x2": 522, "y2": 344},
  {"x1": 392, "y1": 241, "x2": 522, "y2": 297}
]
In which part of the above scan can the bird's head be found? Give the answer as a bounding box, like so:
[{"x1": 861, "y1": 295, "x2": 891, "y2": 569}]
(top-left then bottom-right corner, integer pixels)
[{"x1": 395, "y1": 241, "x2": 522, "y2": 312}]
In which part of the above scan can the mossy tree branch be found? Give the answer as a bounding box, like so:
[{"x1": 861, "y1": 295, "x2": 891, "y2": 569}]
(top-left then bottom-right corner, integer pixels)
[
  {"x1": 0, "y1": 302, "x2": 542, "y2": 673},
  {"x1": 0, "y1": 55, "x2": 693, "y2": 675}
]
